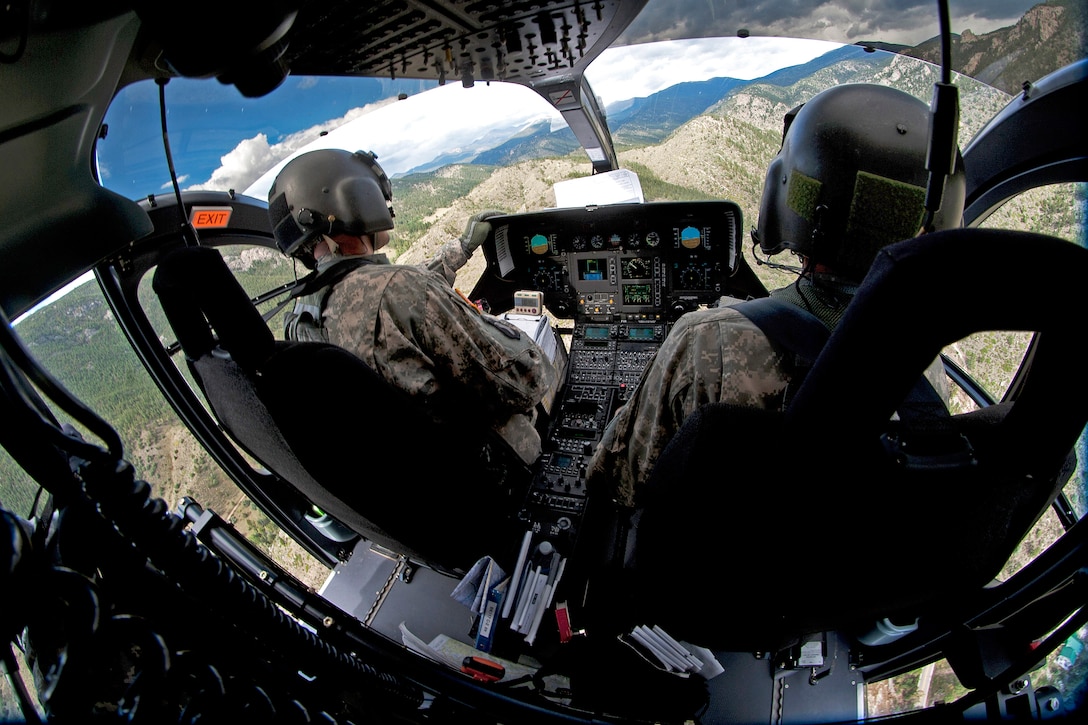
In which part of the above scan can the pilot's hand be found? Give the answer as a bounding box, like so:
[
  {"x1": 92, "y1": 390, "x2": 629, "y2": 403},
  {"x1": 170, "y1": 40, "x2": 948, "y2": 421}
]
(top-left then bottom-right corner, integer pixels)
[{"x1": 460, "y1": 210, "x2": 505, "y2": 255}]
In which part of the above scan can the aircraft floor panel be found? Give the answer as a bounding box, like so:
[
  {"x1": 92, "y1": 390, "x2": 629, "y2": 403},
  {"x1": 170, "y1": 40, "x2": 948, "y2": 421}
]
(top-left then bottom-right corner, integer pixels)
[{"x1": 321, "y1": 541, "x2": 479, "y2": 648}]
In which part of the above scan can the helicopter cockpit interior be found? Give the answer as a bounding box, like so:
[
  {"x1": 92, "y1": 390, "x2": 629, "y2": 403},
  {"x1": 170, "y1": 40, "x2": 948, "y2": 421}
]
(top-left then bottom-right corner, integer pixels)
[{"x1": 2, "y1": 0, "x2": 1087, "y2": 723}]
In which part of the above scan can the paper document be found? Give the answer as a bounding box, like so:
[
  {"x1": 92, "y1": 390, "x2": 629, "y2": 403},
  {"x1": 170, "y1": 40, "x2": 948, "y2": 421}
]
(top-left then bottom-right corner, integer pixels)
[
  {"x1": 503, "y1": 313, "x2": 558, "y2": 363},
  {"x1": 553, "y1": 168, "x2": 645, "y2": 208},
  {"x1": 450, "y1": 556, "x2": 506, "y2": 615},
  {"x1": 398, "y1": 622, "x2": 570, "y2": 689},
  {"x1": 622, "y1": 624, "x2": 725, "y2": 680}
]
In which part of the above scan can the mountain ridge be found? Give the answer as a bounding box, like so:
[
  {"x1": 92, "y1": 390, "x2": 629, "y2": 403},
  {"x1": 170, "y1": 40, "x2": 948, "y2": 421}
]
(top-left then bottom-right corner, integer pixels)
[
  {"x1": 886, "y1": 0, "x2": 1084, "y2": 94},
  {"x1": 427, "y1": 0, "x2": 1080, "y2": 176}
]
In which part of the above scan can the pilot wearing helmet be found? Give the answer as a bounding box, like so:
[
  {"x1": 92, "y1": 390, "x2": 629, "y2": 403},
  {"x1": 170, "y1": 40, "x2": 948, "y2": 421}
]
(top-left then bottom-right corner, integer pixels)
[
  {"x1": 268, "y1": 148, "x2": 557, "y2": 465},
  {"x1": 586, "y1": 83, "x2": 966, "y2": 508}
]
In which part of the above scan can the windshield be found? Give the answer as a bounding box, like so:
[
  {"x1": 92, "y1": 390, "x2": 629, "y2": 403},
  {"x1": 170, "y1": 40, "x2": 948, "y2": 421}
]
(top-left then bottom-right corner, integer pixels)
[{"x1": 98, "y1": 37, "x2": 850, "y2": 201}]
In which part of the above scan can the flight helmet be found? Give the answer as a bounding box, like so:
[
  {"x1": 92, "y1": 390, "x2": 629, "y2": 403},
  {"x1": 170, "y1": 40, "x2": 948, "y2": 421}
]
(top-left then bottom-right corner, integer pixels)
[
  {"x1": 754, "y1": 83, "x2": 965, "y2": 281},
  {"x1": 268, "y1": 149, "x2": 394, "y2": 268}
]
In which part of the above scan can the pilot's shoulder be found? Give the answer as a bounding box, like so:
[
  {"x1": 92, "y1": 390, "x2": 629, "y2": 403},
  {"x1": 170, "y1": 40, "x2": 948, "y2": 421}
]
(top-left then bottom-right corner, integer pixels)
[{"x1": 672, "y1": 302, "x2": 758, "y2": 333}]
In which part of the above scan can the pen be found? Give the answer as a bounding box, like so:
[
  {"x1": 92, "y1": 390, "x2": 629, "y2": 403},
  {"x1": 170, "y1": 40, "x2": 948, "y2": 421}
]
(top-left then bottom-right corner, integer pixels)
[{"x1": 543, "y1": 557, "x2": 565, "y2": 611}]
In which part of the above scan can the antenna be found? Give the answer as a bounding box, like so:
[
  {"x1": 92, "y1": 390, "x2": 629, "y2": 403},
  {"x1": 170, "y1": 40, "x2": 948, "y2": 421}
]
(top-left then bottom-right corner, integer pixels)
[
  {"x1": 923, "y1": 0, "x2": 960, "y2": 232},
  {"x1": 157, "y1": 78, "x2": 200, "y2": 247}
]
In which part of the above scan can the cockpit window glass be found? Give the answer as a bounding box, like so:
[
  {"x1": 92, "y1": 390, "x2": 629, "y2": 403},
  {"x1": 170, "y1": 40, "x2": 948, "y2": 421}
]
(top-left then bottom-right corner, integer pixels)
[
  {"x1": 0, "y1": 263, "x2": 327, "y2": 587},
  {"x1": 98, "y1": 77, "x2": 563, "y2": 206},
  {"x1": 945, "y1": 182, "x2": 1087, "y2": 517},
  {"x1": 933, "y1": 180, "x2": 1087, "y2": 678},
  {"x1": 944, "y1": 183, "x2": 1085, "y2": 408}
]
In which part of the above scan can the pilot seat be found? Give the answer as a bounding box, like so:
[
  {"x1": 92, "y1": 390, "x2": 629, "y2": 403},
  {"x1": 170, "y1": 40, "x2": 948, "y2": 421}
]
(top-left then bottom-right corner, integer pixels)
[
  {"x1": 152, "y1": 244, "x2": 532, "y2": 573},
  {"x1": 579, "y1": 227, "x2": 1088, "y2": 656}
]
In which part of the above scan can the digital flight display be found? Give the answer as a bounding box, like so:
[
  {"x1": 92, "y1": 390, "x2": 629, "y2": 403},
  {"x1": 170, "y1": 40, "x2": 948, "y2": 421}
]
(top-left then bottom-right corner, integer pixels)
[
  {"x1": 628, "y1": 327, "x2": 656, "y2": 341},
  {"x1": 554, "y1": 453, "x2": 574, "y2": 468},
  {"x1": 623, "y1": 283, "x2": 652, "y2": 305},
  {"x1": 584, "y1": 326, "x2": 610, "y2": 340},
  {"x1": 578, "y1": 258, "x2": 607, "y2": 281}
]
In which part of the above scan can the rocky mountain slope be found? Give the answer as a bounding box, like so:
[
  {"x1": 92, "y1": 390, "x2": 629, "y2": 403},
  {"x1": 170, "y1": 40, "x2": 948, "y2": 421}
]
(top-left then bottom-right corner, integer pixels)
[{"x1": 894, "y1": 0, "x2": 1085, "y2": 94}]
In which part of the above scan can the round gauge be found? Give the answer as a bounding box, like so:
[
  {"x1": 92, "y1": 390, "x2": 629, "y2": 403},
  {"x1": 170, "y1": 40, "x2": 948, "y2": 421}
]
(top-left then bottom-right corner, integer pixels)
[
  {"x1": 534, "y1": 269, "x2": 554, "y2": 289},
  {"x1": 645, "y1": 231, "x2": 660, "y2": 247},
  {"x1": 624, "y1": 257, "x2": 649, "y2": 278},
  {"x1": 680, "y1": 268, "x2": 703, "y2": 288},
  {"x1": 589, "y1": 234, "x2": 605, "y2": 249},
  {"x1": 680, "y1": 226, "x2": 701, "y2": 249},
  {"x1": 530, "y1": 233, "x2": 549, "y2": 255},
  {"x1": 571, "y1": 235, "x2": 587, "y2": 251},
  {"x1": 627, "y1": 232, "x2": 641, "y2": 248}
]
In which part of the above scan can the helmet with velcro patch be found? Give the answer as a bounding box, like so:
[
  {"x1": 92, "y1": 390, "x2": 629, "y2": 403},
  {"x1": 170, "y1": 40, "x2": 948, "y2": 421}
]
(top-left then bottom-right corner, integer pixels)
[{"x1": 754, "y1": 83, "x2": 965, "y2": 281}]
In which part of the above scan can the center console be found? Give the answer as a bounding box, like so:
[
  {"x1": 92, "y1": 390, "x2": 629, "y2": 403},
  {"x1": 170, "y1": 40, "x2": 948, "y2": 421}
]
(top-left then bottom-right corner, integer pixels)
[{"x1": 471, "y1": 200, "x2": 751, "y2": 555}]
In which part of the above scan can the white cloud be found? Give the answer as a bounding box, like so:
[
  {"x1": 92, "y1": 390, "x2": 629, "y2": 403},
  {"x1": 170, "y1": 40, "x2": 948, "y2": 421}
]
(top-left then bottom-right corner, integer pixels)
[
  {"x1": 189, "y1": 98, "x2": 402, "y2": 195},
  {"x1": 244, "y1": 82, "x2": 563, "y2": 199},
  {"x1": 585, "y1": 37, "x2": 841, "y2": 106}
]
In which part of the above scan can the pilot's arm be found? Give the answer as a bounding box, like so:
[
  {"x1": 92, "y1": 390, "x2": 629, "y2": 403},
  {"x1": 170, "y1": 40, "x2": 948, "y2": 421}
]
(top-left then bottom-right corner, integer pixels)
[
  {"x1": 417, "y1": 277, "x2": 557, "y2": 418},
  {"x1": 414, "y1": 270, "x2": 557, "y2": 463},
  {"x1": 423, "y1": 211, "x2": 504, "y2": 285}
]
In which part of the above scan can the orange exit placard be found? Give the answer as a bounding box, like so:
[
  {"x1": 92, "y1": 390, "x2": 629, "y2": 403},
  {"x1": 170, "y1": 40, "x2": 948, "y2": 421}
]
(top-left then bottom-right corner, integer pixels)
[{"x1": 189, "y1": 206, "x2": 233, "y2": 229}]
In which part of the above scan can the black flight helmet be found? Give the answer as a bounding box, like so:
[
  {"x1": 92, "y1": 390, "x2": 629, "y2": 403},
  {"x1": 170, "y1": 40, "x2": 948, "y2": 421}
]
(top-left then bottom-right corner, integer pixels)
[
  {"x1": 754, "y1": 83, "x2": 965, "y2": 281},
  {"x1": 268, "y1": 149, "x2": 395, "y2": 268}
]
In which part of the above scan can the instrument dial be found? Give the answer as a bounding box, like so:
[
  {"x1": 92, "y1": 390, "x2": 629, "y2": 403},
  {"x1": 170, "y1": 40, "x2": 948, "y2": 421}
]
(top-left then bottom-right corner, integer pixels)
[
  {"x1": 680, "y1": 267, "x2": 704, "y2": 288},
  {"x1": 623, "y1": 257, "x2": 650, "y2": 278}
]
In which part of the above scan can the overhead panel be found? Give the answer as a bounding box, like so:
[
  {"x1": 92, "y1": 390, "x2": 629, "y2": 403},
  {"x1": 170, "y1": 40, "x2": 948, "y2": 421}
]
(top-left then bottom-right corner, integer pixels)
[{"x1": 280, "y1": 0, "x2": 649, "y2": 87}]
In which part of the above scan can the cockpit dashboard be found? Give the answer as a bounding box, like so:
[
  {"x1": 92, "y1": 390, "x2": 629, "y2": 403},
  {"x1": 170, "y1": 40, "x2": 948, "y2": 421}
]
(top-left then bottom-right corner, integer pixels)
[
  {"x1": 474, "y1": 200, "x2": 746, "y2": 322},
  {"x1": 470, "y1": 200, "x2": 758, "y2": 552}
]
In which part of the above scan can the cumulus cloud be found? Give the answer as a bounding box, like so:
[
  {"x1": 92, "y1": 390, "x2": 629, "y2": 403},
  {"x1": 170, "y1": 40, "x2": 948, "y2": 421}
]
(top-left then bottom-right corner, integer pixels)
[
  {"x1": 186, "y1": 98, "x2": 400, "y2": 193},
  {"x1": 243, "y1": 83, "x2": 564, "y2": 199}
]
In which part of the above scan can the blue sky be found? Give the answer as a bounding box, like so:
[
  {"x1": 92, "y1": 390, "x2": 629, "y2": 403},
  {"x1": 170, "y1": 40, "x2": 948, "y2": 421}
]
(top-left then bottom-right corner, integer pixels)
[{"x1": 98, "y1": 37, "x2": 845, "y2": 203}]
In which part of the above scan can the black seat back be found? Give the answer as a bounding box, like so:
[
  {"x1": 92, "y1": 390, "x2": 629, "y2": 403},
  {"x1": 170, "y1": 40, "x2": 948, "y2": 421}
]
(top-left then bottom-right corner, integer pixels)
[
  {"x1": 616, "y1": 228, "x2": 1088, "y2": 649},
  {"x1": 152, "y1": 245, "x2": 528, "y2": 571}
]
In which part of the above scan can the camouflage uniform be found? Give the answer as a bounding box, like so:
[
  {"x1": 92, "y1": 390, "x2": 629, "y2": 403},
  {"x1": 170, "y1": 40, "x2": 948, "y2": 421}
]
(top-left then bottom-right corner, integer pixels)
[
  {"x1": 586, "y1": 303, "x2": 791, "y2": 508},
  {"x1": 586, "y1": 274, "x2": 947, "y2": 507},
  {"x1": 285, "y1": 239, "x2": 557, "y2": 464}
]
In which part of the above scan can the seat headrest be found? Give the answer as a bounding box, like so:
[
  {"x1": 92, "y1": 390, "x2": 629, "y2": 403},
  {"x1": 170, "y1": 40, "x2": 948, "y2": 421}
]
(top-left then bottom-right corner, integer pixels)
[
  {"x1": 788, "y1": 228, "x2": 1088, "y2": 466},
  {"x1": 152, "y1": 246, "x2": 275, "y2": 370}
]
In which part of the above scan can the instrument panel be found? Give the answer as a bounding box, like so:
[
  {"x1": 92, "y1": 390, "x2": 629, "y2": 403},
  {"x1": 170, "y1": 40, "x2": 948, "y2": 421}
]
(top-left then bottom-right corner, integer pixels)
[
  {"x1": 470, "y1": 201, "x2": 747, "y2": 550},
  {"x1": 477, "y1": 200, "x2": 743, "y2": 321}
]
